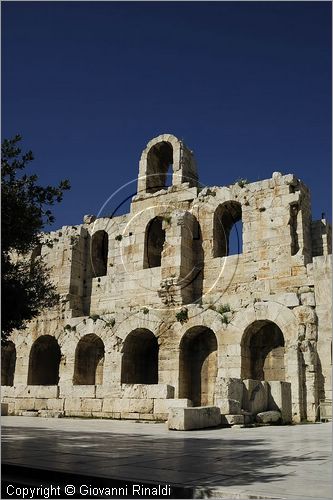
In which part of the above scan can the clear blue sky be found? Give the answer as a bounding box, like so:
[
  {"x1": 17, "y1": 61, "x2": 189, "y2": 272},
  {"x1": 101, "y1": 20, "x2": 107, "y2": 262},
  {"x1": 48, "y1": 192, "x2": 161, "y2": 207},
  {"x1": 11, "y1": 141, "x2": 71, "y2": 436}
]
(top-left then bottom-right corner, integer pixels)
[{"x1": 2, "y1": 1, "x2": 332, "y2": 231}]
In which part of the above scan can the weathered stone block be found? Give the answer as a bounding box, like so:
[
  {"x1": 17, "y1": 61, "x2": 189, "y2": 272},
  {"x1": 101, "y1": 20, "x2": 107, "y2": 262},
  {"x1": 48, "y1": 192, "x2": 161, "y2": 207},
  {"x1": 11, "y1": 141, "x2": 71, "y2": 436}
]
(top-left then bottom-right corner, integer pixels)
[
  {"x1": 47, "y1": 398, "x2": 65, "y2": 411},
  {"x1": 102, "y1": 398, "x2": 130, "y2": 413},
  {"x1": 168, "y1": 406, "x2": 221, "y2": 431},
  {"x1": 64, "y1": 397, "x2": 83, "y2": 412},
  {"x1": 243, "y1": 380, "x2": 269, "y2": 414},
  {"x1": 20, "y1": 410, "x2": 39, "y2": 417},
  {"x1": 81, "y1": 398, "x2": 102, "y2": 413},
  {"x1": 305, "y1": 324, "x2": 318, "y2": 341},
  {"x1": 215, "y1": 398, "x2": 241, "y2": 414},
  {"x1": 95, "y1": 385, "x2": 121, "y2": 398},
  {"x1": 147, "y1": 384, "x2": 175, "y2": 399},
  {"x1": 18, "y1": 385, "x2": 59, "y2": 399},
  {"x1": 60, "y1": 385, "x2": 96, "y2": 398},
  {"x1": 215, "y1": 378, "x2": 243, "y2": 407},
  {"x1": 128, "y1": 398, "x2": 153, "y2": 413},
  {"x1": 15, "y1": 398, "x2": 36, "y2": 411},
  {"x1": 121, "y1": 412, "x2": 140, "y2": 420},
  {"x1": 293, "y1": 306, "x2": 317, "y2": 324},
  {"x1": 153, "y1": 398, "x2": 192, "y2": 414},
  {"x1": 256, "y1": 410, "x2": 281, "y2": 424},
  {"x1": 34, "y1": 399, "x2": 48, "y2": 411},
  {"x1": 275, "y1": 292, "x2": 299, "y2": 307},
  {"x1": 222, "y1": 414, "x2": 245, "y2": 426},
  {"x1": 300, "y1": 292, "x2": 316, "y2": 307},
  {"x1": 38, "y1": 410, "x2": 63, "y2": 418},
  {"x1": 121, "y1": 384, "x2": 148, "y2": 399},
  {"x1": 268, "y1": 381, "x2": 292, "y2": 423}
]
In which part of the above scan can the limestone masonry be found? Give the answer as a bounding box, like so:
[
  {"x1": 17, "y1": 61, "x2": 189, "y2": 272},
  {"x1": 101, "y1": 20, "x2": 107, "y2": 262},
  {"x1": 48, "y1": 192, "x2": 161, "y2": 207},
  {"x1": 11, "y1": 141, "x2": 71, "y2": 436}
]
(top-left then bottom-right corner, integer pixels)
[{"x1": 2, "y1": 134, "x2": 332, "y2": 424}]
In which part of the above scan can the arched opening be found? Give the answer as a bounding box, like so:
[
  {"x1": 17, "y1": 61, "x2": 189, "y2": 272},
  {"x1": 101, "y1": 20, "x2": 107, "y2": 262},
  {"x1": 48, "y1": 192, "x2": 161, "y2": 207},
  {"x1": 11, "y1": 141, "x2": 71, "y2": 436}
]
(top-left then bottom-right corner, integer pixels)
[
  {"x1": 121, "y1": 329, "x2": 158, "y2": 384},
  {"x1": 146, "y1": 141, "x2": 173, "y2": 193},
  {"x1": 73, "y1": 334, "x2": 105, "y2": 385},
  {"x1": 179, "y1": 327, "x2": 217, "y2": 406},
  {"x1": 1, "y1": 341, "x2": 16, "y2": 386},
  {"x1": 28, "y1": 335, "x2": 61, "y2": 385},
  {"x1": 213, "y1": 202, "x2": 242, "y2": 257},
  {"x1": 143, "y1": 217, "x2": 165, "y2": 268},
  {"x1": 241, "y1": 320, "x2": 285, "y2": 381},
  {"x1": 178, "y1": 216, "x2": 204, "y2": 303},
  {"x1": 91, "y1": 230, "x2": 108, "y2": 277}
]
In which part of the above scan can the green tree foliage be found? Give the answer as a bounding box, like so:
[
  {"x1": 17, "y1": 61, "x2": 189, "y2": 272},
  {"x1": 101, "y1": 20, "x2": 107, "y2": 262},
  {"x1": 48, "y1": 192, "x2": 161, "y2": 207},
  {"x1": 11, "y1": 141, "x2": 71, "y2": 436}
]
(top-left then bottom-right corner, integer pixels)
[{"x1": 2, "y1": 135, "x2": 70, "y2": 341}]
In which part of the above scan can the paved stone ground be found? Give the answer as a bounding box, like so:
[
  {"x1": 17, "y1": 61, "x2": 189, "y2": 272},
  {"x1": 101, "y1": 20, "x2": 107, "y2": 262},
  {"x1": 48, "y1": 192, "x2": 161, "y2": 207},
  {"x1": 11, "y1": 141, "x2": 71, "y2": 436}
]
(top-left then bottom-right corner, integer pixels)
[{"x1": 1, "y1": 417, "x2": 331, "y2": 499}]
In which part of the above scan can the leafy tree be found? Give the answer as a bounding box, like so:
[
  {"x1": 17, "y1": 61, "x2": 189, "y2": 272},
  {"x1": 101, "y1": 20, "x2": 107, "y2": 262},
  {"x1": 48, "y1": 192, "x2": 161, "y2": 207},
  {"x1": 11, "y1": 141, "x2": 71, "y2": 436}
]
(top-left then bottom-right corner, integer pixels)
[{"x1": 2, "y1": 135, "x2": 70, "y2": 341}]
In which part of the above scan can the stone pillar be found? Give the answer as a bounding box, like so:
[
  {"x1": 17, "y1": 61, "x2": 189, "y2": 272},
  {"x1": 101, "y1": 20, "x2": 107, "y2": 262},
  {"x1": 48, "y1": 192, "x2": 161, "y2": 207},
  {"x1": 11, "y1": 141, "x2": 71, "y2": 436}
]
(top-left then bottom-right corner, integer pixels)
[{"x1": 159, "y1": 211, "x2": 200, "y2": 306}]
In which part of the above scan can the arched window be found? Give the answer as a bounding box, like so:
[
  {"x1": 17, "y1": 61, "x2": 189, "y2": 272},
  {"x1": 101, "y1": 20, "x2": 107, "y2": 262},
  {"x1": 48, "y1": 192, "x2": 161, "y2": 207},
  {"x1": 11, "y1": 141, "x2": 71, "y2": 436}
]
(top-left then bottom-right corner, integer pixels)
[
  {"x1": 143, "y1": 217, "x2": 165, "y2": 268},
  {"x1": 91, "y1": 230, "x2": 108, "y2": 277},
  {"x1": 213, "y1": 202, "x2": 242, "y2": 257},
  {"x1": 1, "y1": 341, "x2": 16, "y2": 386},
  {"x1": 73, "y1": 334, "x2": 105, "y2": 385},
  {"x1": 146, "y1": 141, "x2": 173, "y2": 193},
  {"x1": 179, "y1": 327, "x2": 217, "y2": 406},
  {"x1": 28, "y1": 335, "x2": 61, "y2": 385},
  {"x1": 121, "y1": 329, "x2": 158, "y2": 384},
  {"x1": 241, "y1": 320, "x2": 285, "y2": 381}
]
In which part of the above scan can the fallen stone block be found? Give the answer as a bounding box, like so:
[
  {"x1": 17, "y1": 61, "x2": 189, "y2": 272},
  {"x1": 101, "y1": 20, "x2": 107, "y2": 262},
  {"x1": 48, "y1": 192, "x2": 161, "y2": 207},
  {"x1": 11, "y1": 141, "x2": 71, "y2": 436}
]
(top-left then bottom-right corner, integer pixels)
[
  {"x1": 20, "y1": 410, "x2": 39, "y2": 417},
  {"x1": 168, "y1": 406, "x2": 221, "y2": 431},
  {"x1": 215, "y1": 398, "x2": 241, "y2": 414},
  {"x1": 268, "y1": 381, "x2": 292, "y2": 423},
  {"x1": 38, "y1": 410, "x2": 63, "y2": 418},
  {"x1": 256, "y1": 410, "x2": 281, "y2": 424},
  {"x1": 221, "y1": 414, "x2": 245, "y2": 426},
  {"x1": 243, "y1": 379, "x2": 269, "y2": 414}
]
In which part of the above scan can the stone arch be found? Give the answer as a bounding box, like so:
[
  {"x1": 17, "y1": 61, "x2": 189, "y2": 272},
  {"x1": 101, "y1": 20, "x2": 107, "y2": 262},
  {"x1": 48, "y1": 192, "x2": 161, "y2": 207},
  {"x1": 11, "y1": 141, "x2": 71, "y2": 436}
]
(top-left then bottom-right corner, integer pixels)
[
  {"x1": 241, "y1": 320, "x2": 285, "y2": 381},
  {"x1": 91, "y1": 230, "x2": 108, "y2": 277},
  {"x1": 178, "y1": 212, "x2": 204, "y2": 304},
  {"x1": 146, "y1": 141, "x2": 174, "y2": 193},
  {"x1": 137, "y1": 134, "x2": 198, "y2": 194},
  {"x1": 121, "y1": 329, "x2": 159, "y2": 384},
  {"x1": 213, "y1": 201, "x2": 242, "y2": 257},
  {"x1": 73, "y1": 334, "x2": 105, "y2": 385},
  {"x1": 231, "y1": 302, "x2": 299, "y2": 347},
  {"x1": 143, "y1": 216, "x2": 165, "y2": 268},
  {"x1": 179, "y1": 326, "x2": 218, "y2": 406},
  {"x1": 28, "y1": 335, "x2": 61, "y2": 385},
  {"x1": 224, "y1": 302, "x2": 303, "y2": 419},
  {"x1": 1, "y1": 341, "x2": 16, "y2": 386}
]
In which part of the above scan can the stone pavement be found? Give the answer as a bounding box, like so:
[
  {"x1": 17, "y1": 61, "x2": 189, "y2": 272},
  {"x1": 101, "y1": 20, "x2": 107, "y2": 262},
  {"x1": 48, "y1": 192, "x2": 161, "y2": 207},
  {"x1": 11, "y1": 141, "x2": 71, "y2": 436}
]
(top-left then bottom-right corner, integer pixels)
[{"x1": 1, "y1": 417, "x2": 331, "y2": 499}]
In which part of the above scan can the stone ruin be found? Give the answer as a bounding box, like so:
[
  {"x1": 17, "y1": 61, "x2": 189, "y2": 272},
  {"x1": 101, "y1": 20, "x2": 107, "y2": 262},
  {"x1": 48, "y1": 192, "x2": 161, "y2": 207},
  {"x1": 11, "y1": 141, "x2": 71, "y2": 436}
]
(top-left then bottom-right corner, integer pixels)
[{"x1": 1, "y1": 133, "x2": 332, "y2": 426}]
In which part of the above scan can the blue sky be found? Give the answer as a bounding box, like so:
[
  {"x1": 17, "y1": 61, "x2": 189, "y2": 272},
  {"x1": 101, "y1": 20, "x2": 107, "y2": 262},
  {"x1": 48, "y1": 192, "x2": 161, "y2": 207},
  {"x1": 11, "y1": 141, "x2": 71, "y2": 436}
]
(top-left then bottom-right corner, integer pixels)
[{"x1": 2, "y1": 1, "x2": 332, "y2": 231}]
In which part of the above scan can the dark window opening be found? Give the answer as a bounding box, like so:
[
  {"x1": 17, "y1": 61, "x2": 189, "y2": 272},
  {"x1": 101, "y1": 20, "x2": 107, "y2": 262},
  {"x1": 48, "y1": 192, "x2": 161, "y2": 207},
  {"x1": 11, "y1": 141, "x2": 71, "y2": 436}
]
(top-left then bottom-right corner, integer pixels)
[
  {"x1": 289, "y1": 203, "x2": 300, "y2": 256},
  {"x1": 28, "y1": 335, "x2": 61, "y2": 385},
  {"x1": 146, "y1": 142, "x2": 173, "y2": 193},
  {"x1": 91, "y1": 231, "x2": 108, "y2": 277},
  {"x1": 213, "y1": 202, "x2": 242, "y2": 257},
  {"x1": 73, "y1": 334, "x2": 105, "y2": 385},
  {"x1": 241, "y1": 320, "x2": 285, "y2": 381},
  {"x1": 144, "y1": 217, "x2": 165, "y2": 268},
  {"x1": 121, "y1": 329, "x2": 158, "y2": 384}
]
